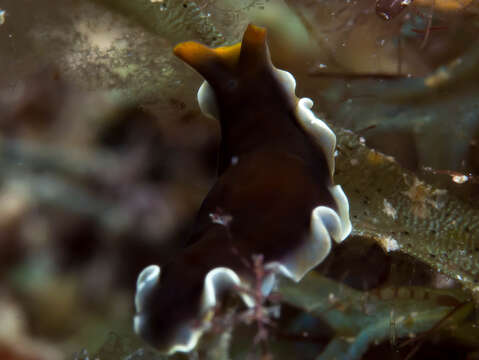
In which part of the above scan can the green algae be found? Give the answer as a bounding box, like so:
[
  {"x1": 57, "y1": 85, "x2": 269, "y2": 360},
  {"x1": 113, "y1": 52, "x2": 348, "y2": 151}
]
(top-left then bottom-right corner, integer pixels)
[
  {"x1": 333, "y1": 125, "x2": 479, "y2": 300},
  {"x1": 92, "y1": 0, "x2": 226, "y2": 47},
  {"x1": 279, "y1": 272, "x2": 477, "y2": 360}
]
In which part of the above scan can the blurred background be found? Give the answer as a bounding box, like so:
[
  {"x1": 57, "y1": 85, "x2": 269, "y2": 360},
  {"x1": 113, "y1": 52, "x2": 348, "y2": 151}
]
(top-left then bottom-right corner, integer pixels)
[{"x1": 0, "y1": 0, "x2": 479, "y2": 359}]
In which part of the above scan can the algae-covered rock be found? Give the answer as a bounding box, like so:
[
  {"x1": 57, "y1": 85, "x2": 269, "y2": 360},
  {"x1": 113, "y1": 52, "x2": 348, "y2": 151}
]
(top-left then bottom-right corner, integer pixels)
[{"x1": 334, "y1": 124, "x2": 479, "y2": 300}]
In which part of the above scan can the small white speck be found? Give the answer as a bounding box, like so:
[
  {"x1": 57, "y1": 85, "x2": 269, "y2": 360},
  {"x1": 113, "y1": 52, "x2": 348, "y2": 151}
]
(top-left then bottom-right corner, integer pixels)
[
  {"x1": 379, "y1": 12, "x2": 391, "y2": 20},
  {"x1": 432, "y1": 188, "x2": 448, "y2": 196},
  {"x1": 334, "y1": 150, "x2": 339, "y2": 157},
  {"x1": 433, "y1": 273, "x2": 456, "y2": 289},
  {"x1": 345, "y1": 337, "x2": 356, "y2": 344},
  {"x1": 209, "y1": 210, "x2": 232, "y2": 226},
  {"x1": 383, "y1": 199, "x2": 397, "y2": 220},
  {"x1": 328, "y1": 293, "x2": 337, "y2": 304},
  {"x1": 318, "y1": 63, "x2": 327, "y2": 69},
  {"x1": 452, "y1": 174, "x2": 468, "y2": 184},
  {"x1": 350, "y1": 158, "x2": 359, "y2": 166},
  {"x1": 359, "y1": 137, "x2": 366, "y2": 144},
  {"x1": 231, "y1": 156, "x2": 239, "y2": 165},
  {"x1": 380, "y1": 235, "x2": 400, "y2": 252}
]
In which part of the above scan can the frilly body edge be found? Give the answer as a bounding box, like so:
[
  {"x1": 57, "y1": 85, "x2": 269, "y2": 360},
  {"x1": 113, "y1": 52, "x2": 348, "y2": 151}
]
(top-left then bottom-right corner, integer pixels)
[{"x1": 134, "y1": 24, "x2": 352, "y2": 354}]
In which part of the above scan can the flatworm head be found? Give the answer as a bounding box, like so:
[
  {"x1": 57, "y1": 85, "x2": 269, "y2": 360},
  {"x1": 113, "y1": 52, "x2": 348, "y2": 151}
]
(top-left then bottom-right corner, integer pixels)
[
  {"x1": 174, "y1": 25, "x2": 338, "y2": 176},
  {"x1": 134, "y1": 24, "x2": 352, "y2": 354}
]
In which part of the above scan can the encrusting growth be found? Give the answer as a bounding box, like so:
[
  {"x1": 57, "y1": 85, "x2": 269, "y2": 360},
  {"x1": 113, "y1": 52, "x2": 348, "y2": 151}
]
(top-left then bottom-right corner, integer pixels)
[{"x1": 133, "y1": 24, "x2": 351, "y2": 354}]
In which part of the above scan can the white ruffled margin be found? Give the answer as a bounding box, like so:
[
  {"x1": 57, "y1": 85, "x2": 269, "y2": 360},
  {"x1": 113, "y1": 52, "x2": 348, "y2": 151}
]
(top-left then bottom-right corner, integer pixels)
[{"x1": 134, "y1": 68, "x2": 352, "y2": 354}]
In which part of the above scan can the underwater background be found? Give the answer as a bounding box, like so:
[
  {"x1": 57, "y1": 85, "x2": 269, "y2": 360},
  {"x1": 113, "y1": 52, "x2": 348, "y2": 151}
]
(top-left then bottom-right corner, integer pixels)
[{"x1": 0, "y1": 0, "x2": 479, "y2": 359}]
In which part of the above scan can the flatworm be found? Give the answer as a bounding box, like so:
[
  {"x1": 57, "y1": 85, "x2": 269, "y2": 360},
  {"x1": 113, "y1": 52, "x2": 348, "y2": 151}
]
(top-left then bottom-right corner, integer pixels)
[{"x1": 134, "y1": 24, "x2": 352, "y2": 354}]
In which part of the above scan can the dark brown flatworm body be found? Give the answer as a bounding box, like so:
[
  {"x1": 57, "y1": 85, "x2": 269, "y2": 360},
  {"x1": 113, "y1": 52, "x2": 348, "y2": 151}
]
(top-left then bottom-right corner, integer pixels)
[{"x1": 134, "y1": 24, "x2": 351, "y2": 354}]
